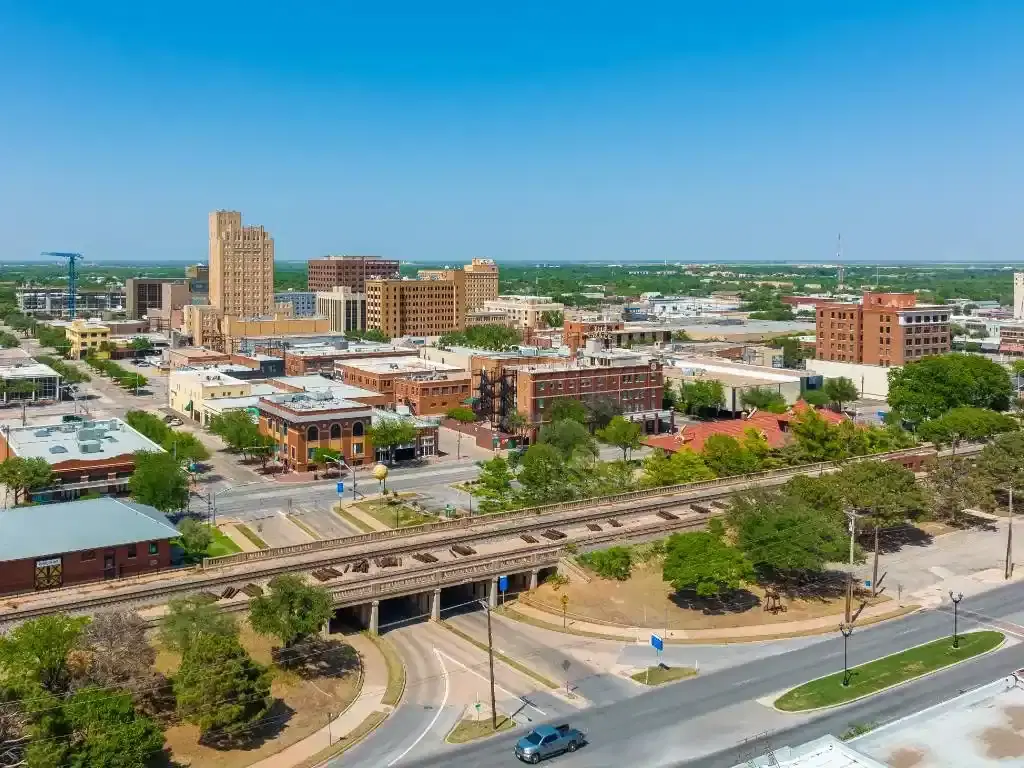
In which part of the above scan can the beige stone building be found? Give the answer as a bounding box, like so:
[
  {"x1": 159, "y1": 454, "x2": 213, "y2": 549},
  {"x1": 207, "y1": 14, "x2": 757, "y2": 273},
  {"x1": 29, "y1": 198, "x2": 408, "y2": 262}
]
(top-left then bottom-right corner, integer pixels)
[
  {"x1": 482, "y1": 295, "x2": 564, "y2": 331},
  {"x1": 208, "y1": 210, "x2": 275, "y2": 316},
  {"x1": 316, "y1": 287, "x2": 367, "y2": 334},
  {"x1": 418, "y1": 259, "x2": 499, "y2": 311},
  {"x1": 367, "y1": 271, "x2": 467, "y2": 338}
]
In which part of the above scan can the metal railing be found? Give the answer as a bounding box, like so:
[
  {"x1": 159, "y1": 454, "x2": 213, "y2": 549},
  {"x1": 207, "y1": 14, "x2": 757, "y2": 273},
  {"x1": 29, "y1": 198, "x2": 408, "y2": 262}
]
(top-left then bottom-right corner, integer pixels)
[{"x1": 201, "y1": 444, "x2": 946, "y2": 569}]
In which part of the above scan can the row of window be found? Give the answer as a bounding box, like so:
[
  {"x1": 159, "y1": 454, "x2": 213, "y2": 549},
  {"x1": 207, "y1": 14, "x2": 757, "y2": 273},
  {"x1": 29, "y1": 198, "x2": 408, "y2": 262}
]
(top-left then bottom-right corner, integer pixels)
[{"x1": 81, "y1": 542, "x2": 158, "y2": 561}]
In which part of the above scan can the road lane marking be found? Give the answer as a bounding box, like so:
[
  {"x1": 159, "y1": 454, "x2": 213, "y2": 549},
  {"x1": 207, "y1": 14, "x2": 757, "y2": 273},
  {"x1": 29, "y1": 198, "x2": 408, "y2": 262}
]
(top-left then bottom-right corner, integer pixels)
[
  {"x1": 435, "y1": 649, "x2": 548, "y2": 716},
  {"x1": 386, "y1": 647, "x2": 449, "y2": 767}
]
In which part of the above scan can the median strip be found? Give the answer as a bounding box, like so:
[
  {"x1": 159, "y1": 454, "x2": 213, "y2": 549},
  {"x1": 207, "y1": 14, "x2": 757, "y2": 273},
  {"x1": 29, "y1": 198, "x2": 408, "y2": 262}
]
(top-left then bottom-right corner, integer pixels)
[{"x1": 774, "y1": 630, "x2": 1005, "y2": 712}]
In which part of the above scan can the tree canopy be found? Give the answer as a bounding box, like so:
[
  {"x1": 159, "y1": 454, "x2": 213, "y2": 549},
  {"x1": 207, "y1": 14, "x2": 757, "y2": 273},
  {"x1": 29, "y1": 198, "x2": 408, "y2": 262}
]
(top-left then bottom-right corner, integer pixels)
[
  {"x1": 437, "y1": 324, "x2": 522, "y2": 351},
  {"x1": 596, "y1": 415, "x2": 643, "y2": 460},
  {"x1": 679, "y1": 380, "x2": 725, "y2": 416},
  {"x1": 539, "y1": 418, "x2": 597, "y2": 459},
  {"x1": 209, "y1": 409, "x2": 262, "y2": 453},
  {"x1": 366, "y1": 418, "x2": 417, "y2": 463},
  {"x1": 0, "y1": 456, "x2": 54, "y2": 505},
  {"x1": 661, "y1": 530, "x2": 755, "y2": 598},
  {"x1": 917, "y1": 407, "x2": 1017, "y2": 450},
  {"x1": 159, "y1": 594, "x2": 239, "y2": 653},
  {"x1": 887, "y1": 353, "x2": 1012, "y2": 424},
  {"x1": 129, "y1": 450, "x2": 190, "y2": 513},
  {"x1": 550, "y1": 398, "x2": 589, "y2": 425},
  {"x1": 740, "y1": 387, "x2": 787, "y2": 413},
  {"x1": 640, "y1": 448, "x2": 715, "y2": 488},
  {"x1": 823, "y1": 377, "x2": 859, "y2": 411},
  {"x1": 249, "y1": 575, "x2": 332, "y2": 650},
  {"x1": 702, "y1": 430, "x2": 770, "y2": 476}
]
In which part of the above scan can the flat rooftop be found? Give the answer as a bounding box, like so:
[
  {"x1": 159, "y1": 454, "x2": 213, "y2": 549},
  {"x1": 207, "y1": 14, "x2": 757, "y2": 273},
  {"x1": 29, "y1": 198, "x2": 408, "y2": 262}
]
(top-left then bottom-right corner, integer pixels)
[
  {"x1": 171, "y1": 347, "x2": 229, "y2": 359},
  {"x1": 259, "y1": 391, "x2": 371, "y2": 414},
  {"x1": 286, "y1": 342, "x2": 418, "y2": 357},
  {"x1": 171, "y1": 368, "x2": 248, "y2": 385},
  {"x1": 0, "y1": 498, "x2": 179, "y2": 562},
  {"x1": 0, "y1": 362, "x2": 61, "y2": 380},
  {"x1": 666, "y1": 356, "x2": 806, "y2": 383},
  {"x1": 4, "y1": 418, "x2": 165, "y2": 462},
  {"x1": 735, "y1": 735, "x2": 885, "y2": 767},
  {"x1": 269, "y1": 375, "x2": 383, "y2": 400},
  {"x1": 850, "y1": 677, "x2": 1024, "y2": 767},
  {"x1": 336, "y1": 356, "x2": 462, "y2": 375}
]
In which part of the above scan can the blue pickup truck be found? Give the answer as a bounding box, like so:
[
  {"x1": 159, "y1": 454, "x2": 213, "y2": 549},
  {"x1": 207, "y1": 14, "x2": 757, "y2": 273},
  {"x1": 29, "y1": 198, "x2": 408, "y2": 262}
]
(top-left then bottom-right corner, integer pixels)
[{"x1": 514, "y1": 724, "x2": 586, "y2": 763}]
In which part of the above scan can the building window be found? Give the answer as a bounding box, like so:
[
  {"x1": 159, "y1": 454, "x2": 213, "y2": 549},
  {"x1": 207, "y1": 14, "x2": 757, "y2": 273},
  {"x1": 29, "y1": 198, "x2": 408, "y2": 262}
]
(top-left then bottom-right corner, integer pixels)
[
  {"x1": 307, "y1": 425, "x2": 319, "y2": 441},
  {"x1": 148, "y1": 542, "x2": 158, "y2": 556},
  {"x1": 353, "y1": 442, "x2": 364, "y2": 455},
  {"x1": 82, "y1": 550, "x2": 96, "y2": 561},
  {"x1": 127, "y1": 544, "x2": 136, "y2": 558},
  {"x1": 330, "y1": 423, "x2": 341, "y2": 439}
]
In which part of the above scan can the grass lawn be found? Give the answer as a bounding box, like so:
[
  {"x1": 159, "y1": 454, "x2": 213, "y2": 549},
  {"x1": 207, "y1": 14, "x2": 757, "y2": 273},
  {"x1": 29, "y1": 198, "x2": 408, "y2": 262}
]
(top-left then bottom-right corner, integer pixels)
[
  {"x1": 446, "y1": 715, "x2": 514, "y2": 744},
  {"x1": 356, "y1": 500, "x2": 435, "y2": 529},
  {"x1": 335, "y1": 506, "x2": 378, "y2": 534},
  {"x1": 235, "y1": 523, "x2": 269, "y2": 549},
  {"x1": 775, "y1": 630, "x2": 1004, "y2": 712},
  {"x1": 206, "y1": 527, "x2": 242, "y2": 558},
  {"x1": 365, "y1": 632, "x2": 407, "y2": 707},
  {"x1": 631, "y1": 665, "x2": 698, "y2": 686}
]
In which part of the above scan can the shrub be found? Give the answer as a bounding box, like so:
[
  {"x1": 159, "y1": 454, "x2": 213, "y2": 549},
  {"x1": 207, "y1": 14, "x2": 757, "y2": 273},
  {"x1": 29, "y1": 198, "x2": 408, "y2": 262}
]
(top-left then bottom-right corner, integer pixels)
[{"x1": 578, "y1": 546, "x2": 633, "y2": 580}]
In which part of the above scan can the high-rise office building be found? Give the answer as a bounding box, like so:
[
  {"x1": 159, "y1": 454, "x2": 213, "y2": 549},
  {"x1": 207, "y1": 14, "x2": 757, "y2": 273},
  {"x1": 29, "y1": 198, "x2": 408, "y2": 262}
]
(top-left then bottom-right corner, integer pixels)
[
  {"x1": 316, "y1": 287, "x2": 367, "y2": 334},
  {"x1": 307, "y1": 255, "x2": 400, "y2": 293},
  {"x1": 208, "y1": 211, "x2": 275, "y2": 316},
  {"x1": 366, "y1": 271, "x2": 467, "y2": 338},
  {"x1": 419, "y1": 259, "x2": 499, "y2": 311}
]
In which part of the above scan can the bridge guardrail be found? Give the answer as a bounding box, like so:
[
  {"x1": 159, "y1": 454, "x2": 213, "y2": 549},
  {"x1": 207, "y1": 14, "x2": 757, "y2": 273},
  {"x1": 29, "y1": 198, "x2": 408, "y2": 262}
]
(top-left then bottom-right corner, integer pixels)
[{"x1": 201, "y1": 444, "x2": 950, "y2": 569}]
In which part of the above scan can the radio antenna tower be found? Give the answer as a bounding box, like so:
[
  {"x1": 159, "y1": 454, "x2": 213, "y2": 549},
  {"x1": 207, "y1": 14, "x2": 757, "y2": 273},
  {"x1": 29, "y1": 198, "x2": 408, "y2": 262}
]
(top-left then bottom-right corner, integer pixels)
[
  {"x1": 41, "y1": 252, "x2": 85, "y2": 318},
  {"x1": 835, "y1": 234, "x2": 845, "y2": 291}
]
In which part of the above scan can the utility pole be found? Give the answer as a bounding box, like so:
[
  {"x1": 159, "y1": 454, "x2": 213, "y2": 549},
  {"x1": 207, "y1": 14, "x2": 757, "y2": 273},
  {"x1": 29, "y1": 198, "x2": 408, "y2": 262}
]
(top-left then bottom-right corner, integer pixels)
[
  {"x1": 481, "y1": 600, "x2": 498, "y2": 729},
  {"x1": 845, "y1": 509, "x2": 857, "y2": 624},
  {"x1": 1006, "y1": 486, "x2": 1014, "y2": 580}
]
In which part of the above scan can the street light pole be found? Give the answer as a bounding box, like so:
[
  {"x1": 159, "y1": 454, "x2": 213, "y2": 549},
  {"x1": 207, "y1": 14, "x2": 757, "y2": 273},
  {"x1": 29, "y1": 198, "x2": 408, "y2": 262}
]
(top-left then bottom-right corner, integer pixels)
[
  {"x1": 839, "y1": 622, "x2": 854, "y2": 686},
  {"x1": 1006, "y1": 486, "x2": 1014, "y2": 580},
  {"x1": 845, "y1": 509, "x2": 857, "y2": 624},
  {"x1": 949, "y1": 591, "x2": 964, "y2": 648}
]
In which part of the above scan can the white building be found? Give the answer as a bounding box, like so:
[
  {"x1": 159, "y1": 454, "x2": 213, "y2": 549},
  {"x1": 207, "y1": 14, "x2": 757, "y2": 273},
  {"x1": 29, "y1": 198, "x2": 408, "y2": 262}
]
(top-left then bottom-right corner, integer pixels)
[{"x1": 1014, "y1": 272, "x2": 1024, "y2": 319}]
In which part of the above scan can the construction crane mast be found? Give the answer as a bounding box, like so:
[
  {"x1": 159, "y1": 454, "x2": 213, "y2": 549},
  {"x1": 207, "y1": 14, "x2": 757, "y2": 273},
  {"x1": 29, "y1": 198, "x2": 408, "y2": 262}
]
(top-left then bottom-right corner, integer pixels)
[{"x1": 41, "y1": 252, "x2": 85, "y2": 318}]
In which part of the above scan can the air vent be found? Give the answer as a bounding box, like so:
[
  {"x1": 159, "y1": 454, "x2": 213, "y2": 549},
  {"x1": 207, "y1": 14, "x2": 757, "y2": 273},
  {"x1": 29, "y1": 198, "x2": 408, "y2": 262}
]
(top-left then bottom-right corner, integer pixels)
[{"x1": 49, "y1": 445, "x2": 68, "y2": 454}]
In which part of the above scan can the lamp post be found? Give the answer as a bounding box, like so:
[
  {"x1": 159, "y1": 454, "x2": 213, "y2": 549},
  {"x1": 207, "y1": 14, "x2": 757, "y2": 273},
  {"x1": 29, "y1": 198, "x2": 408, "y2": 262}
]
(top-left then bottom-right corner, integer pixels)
[
  {"x1": 949, "y1": 591, "x2": 964, "y2": 649},
  {"x1": 477, "y1": 599, "x2": 498, "y2": 729},
  {"x1": 839, "y1": 622, "x2": 854, "y2": 686},
  {"x1": 325, "y1": 456, "x2": 358, "y2": 500}
]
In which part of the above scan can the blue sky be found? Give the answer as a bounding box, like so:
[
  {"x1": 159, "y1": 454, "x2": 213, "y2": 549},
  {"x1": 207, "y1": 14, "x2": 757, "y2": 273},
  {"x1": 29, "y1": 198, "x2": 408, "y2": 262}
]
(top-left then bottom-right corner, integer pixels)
[{"x1": 1, "y1": 1, "x2": 1022, "y2": 264}]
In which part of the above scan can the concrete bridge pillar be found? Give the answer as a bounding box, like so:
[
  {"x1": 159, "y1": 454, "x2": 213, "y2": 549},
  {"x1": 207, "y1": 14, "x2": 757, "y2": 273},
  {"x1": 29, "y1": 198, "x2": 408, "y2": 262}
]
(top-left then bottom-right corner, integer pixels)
[
  {"x1": 488, "y1": 577, "x2": 499, "y2": 609},
  {"x1": 369, "y1": 599, "x2": 380, "y2": 636},
  {"x1": 431, "y1": 588, "x2": 441, "y2": 622},
  {"x1": 529, "y1": 569, "x2": 539, "y2": 591}
]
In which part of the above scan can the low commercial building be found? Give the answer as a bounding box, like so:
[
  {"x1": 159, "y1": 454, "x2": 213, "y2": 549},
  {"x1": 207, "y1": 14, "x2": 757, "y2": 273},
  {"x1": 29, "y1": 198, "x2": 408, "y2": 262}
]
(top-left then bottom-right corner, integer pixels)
[
  {"x1": 512, "y1": 343, "x2": 671, "y2": 434},
  {"x1": 0, "y1": 498, "x2": 179, "y2": 595},
  {"x1": 804, "y1": 358, "x2": 896, "y2": 400},
  {"x1": 169, "y1": 368, "x2": 255, "y2": 424},
  {"x1": 334, "y1": 356, "x2": 463, "y2": 402},
  {"x1": 316, "y1": 287, "x2": 367, "y2": 333},
  {"x1": 269, "y1": 375, "x2": 390, "y2": 407},
  {"x1": 466, "y1": 308, "x2": 511, "y2": 327},
  {"x1": 0, "y1": 361, "x2": 62, "y2": 405},
  {"x1": 481, "y1": 295, "x2": 563, "y2": 331},
  {"x1": 393, "y1": 371, "x2": 474, "y2": 416},
  {"x1": 664, "y1": 356, "x2": 820, "y2": 414},
  {"x1": 282, "y1": 341, "x2": 420, "y2": 376},
  {"x1": 65, "y1": 319, "x2": 110, "y2": 359},
  {"x1": 167, "y1": 347, "x2": 230, "y2": 370},
  {"x1": 0, "y1": 418, "x2": 165, "y2": 499}
]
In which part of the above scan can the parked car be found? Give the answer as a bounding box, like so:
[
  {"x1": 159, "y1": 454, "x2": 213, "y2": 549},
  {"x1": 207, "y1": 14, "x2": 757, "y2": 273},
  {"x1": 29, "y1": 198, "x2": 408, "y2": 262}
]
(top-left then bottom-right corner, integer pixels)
[
  {"x1": 514, "y1": 724, "x2": 586, "y2": 763},
  {"x1": 163, "y1": 415, "x2": 183, "y2": 426}
]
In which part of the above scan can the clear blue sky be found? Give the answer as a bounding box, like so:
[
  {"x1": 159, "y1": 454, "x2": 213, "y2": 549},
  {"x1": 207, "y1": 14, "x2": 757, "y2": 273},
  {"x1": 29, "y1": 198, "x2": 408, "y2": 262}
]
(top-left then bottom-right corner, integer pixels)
[{"x1": 1, "y1": 1, "x2": 1022, "y2": 264}]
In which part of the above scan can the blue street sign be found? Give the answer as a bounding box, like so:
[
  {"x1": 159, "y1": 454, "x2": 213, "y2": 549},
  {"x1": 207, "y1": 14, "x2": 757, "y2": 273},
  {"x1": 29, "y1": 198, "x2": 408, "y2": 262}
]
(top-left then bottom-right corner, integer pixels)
[
  {"x1": 864, "y1": 579, "x2": 872, "y2": 588},
  {"x1": 498, "y1": 575, "x2": 509, "y2": 593},
  {"x1": 336, "y1": 481, "x2": 345, "y2": 496},
  {"x1": 650, "y1": 634, "x2": 664, "y2": 652}
]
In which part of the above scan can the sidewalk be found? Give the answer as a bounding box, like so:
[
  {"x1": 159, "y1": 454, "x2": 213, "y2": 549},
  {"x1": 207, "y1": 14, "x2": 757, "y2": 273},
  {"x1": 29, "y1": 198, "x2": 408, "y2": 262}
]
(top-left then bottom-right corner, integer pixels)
[
  {"x1": 337, "y1": 501, "x2": 391, "y2": 532},
  {"x1": 248, "y1": 632, "x2": 391, "y2": 768},
  {"x1": 509, "y1": 597, "x2": 917, "y2": 643},
  {"x1": 218, "y1": 521, "x2": 262, "y2": 552}
]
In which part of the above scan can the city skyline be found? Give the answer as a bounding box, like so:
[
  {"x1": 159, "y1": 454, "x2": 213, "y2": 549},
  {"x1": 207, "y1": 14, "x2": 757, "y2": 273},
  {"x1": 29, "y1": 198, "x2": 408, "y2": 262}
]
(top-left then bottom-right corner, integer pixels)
[{"x1": 1, "y1": 2, "x2": 1022, "y2": 264}]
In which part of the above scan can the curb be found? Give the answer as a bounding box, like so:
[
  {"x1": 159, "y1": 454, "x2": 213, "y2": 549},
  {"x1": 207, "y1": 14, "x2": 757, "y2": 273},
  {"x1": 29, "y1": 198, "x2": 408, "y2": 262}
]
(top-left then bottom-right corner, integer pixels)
[{"x1": 770, "y1": 629, "x2": 1010, "y2": 714}]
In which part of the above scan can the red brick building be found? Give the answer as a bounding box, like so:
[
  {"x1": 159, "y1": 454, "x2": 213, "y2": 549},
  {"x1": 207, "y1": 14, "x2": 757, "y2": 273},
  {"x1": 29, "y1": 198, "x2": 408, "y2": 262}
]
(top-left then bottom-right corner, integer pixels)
[
  {"x1": 0, "y1": 498, "x2": 178, "y2": 595},
  {"x1": 307, "y1": 255, "x2": 400, "y2": 293},
  {"x1": 393, "y1": 371, "x2": 474, "y2": 416}
]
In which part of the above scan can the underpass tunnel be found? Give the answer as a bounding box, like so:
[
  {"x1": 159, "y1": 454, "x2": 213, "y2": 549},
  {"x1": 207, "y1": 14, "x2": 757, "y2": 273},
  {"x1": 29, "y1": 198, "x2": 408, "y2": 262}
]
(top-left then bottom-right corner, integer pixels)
[
  {"x1": 377, "y1": 594, "x2": 428, "y2": 633},
  {"x1": 330, "y1": 605, "x2": 367, "y2": 633}
]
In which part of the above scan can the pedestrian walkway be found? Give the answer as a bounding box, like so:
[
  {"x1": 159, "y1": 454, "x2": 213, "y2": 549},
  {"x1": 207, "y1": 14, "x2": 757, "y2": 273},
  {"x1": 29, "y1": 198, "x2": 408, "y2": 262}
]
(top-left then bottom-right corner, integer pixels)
[
  {"x1": 337, "y1": 501, "x2": 391, "y2": 532},
  {"x1": 509, "y1": 597, "x2": 916, "y2": 643},
  {"x1": 248, "y1": 632, "x2": 391, "y2": 768},
  {"x1": 218, "y1": 521, "x2": 261, "y2": 552}
]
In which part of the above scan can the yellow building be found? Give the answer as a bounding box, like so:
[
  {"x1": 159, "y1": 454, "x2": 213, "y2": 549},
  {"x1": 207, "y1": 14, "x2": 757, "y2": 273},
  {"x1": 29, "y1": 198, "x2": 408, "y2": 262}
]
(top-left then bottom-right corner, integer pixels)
[
  {"x1": 368, "y1": 270, "x2": 467, "y2": 337},
  {"x1": 65, "y1": 320, "x2": 110, "y2": 359},
  {"x1": 208, "y1": 210, "x2": 275, "y2": 317},
  {"x1": 168, "y1": 368, "x2": 253, "y2": 425}
]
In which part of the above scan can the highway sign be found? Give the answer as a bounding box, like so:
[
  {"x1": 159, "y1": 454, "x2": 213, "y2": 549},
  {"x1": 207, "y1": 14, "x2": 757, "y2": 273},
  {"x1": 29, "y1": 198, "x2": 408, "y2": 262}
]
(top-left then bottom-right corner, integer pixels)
[
  {"x1": 336, "y1": 481, "x2": 345, "y2": 496},
  {"x1": 498, "y1": 575, "x2": 509, "y2": 593},
  {"x1": 650, "y1": 634, "x2": 664, "y2": 652}
]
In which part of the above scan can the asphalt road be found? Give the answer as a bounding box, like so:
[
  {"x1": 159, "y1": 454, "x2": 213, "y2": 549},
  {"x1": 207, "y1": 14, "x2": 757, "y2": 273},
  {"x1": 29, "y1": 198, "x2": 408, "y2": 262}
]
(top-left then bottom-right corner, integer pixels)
[{"x1": 400, "y1": 580, "x2": 1024, "y2": 768}]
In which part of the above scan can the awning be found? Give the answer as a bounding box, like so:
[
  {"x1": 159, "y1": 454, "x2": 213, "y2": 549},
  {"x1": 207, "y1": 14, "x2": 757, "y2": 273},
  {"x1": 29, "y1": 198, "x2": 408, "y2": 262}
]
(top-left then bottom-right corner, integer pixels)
[{"x1": 185, "y1": 400, "x2": 193, "y2": 412}]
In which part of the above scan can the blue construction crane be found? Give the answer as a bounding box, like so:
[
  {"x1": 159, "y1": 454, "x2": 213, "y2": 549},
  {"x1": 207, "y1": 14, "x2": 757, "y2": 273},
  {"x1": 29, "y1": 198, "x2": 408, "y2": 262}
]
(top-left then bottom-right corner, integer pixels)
[{"x1": 41, "y1": 252, "x2": 85, "y2": 318}]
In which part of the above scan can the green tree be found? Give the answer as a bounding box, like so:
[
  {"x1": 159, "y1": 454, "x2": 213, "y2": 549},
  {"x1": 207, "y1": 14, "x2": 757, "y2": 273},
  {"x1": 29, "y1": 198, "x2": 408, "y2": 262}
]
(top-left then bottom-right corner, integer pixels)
[
  {"x1": 124, "y1": 409, "x2": 171, "y2": 444},
  {"x1": 740, "y1": 387, "x2": 787, "y2": 413},
  {"x1": 209, "y1": 409, "x2": 262, "y2": 452},
  {"x1": 437, "y1": 324, "x2": 522, "y2": 351},
  {"x1": 728, "y1": 491, "x2": 848, "y2": 577},
  {"x1": 311, "y1": 446, "x2": 341, "y2": 473},
  {"x1": 0, "y1": 614, "x2": 89, "y2": 695},
  {"x1": 595, "y1": 415, "x2": 643, "y2": 460},
  {"x1": 516, "y1": 443, "x2": 573, "y2": 505},
  {"x1": 473, "y1": 456, "x2": 515, "y2": 513},
  {"x1": 173, "y1": 633, "x2": 272, "y2": 742},
  {"x1": 789, "y1": 409, "x2": 849, "y2": 463},
  {"x1": 823, "y1": 377, "x2": 859, "y2": 412},
  {"x1": 800, "y1": 388, "x2": 830, "y2": 407},
  {"x1": 836, "y1": 462, "x2": 926, "y2": 594},
  {"x1": 177, "y1": 518, "x2": 213, "y2": 561},
  {"x1": 0, "y1": 456, "x2": 54, "y2": 504},
  {"x1": 976, "y1": 430, "x2": 1024, "y2": 500},
  {"x1": 163, "y1": 430, "x2": 211, "y2": 464},
  {"x1": 129, "y1": 450, "x2": 189, "y2": 513},
  {"x1": 47, "y1": 687, "x2": 165, "y2": 768},
  {"x1": 549, "y1": 398, "x2": 589, "y2": 425},
  {"x1": 249, "y1": 574, "x2": 332, "y2": 650},
  {"x1": 887, "y1": 353, "x2": 1012, "y2": 424},
  {"x1": 504, "y1": 411, "x2": 528, "y2": 439},
  {"x1": 0, "y1": 331, "x2": 20, "y2": 348},
  {"x1": 366, "y1": 418, "x2": 417, "y2": 463},
  {"x1": 159, "y1": 595, "x2": 239, "y2": 653},
  {"x1": 578, "y1": 546, "x2": 633, "y2": 580},
  {"x1": 662, "y1": 531, "x2": 755, "y2": 598},
  {"x1": 917, "y1": 407, "x2": 1017, "y2": 455},
  {"x1": 586, "y1": 397, "x2": 623, "y2": 429},
  {"x1": 540, "y1": 310, "x2": 564, "y2": 328},
  {"x1": 119, "y1": 373, "x2": 148, "y2": 392},
  {"x1": 129, "y1": 337, "x2": 152, "y2": 351},
  {"x1": 680, "y1": 379, "x2": 725, "y2": 416},
  {"x1": 640, "y1": 448, "x2": 715, "y2": 487},
  {"x1": 581, "y1": 458, "x2": 638, "y2": 497},
  {"x1": 539, "y1": 418, "x2": 597, "y2": 459},
  {"x1": 923, "y1": 456, "x2": 991, "y2": 525},
  {"x1": 702, "y1": 430, "x2": 767, "y2": 476},
  {"x1": 446, "y1": 405, "x2": 477, "y2": 459}
]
